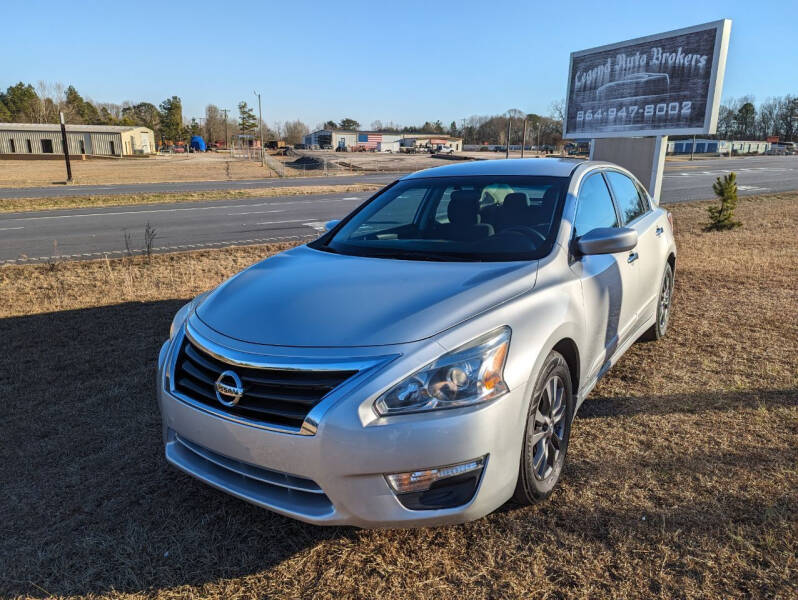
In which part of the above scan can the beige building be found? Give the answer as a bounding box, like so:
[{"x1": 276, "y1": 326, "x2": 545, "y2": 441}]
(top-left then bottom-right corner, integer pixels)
[{"x1": 0, "y1": 123, "x2": 155, "y2": 157}]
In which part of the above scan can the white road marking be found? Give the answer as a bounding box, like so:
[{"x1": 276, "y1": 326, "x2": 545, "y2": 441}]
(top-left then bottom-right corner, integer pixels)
[
  {"x1": 737, "y1": 185, "x2": 770, "y2": 192},
  {"x1": 228, "y1": 208, "x2": 286, "y2": 216},
  {"x1": 665, "y1": 166, "x2": 792, "y2": 178},
  {"x1": 2, "y1": 196, "x2": 361, "y2": 223},
  {"x1": 342, "y1": 196, "x2": 362, "y2": 200},
  {"x1": 254, "y1": 219, "x2": 308, "y2": 226},
  {"x1": 0, "y1": 226, "x2": 24, "y2": 231},
  {"x1": 304, "y1": 221, "x2": 327, "y2": 232}
]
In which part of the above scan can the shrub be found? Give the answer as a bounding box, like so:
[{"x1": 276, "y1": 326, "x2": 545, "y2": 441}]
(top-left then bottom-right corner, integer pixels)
[{"x1": 706, "y1": 172, "x2": 742, "y2": 231}]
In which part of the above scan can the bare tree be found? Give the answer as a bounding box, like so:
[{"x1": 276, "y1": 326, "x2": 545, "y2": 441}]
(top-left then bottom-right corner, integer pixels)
[
  {"x1": 283, "y1": 120, "x2": 309, "y2": 145},
  {"x1": 549, "y1": 99, "x2": 566, "y2": 123},
  {"x1": 144, "y1": 222, "x2": 157, "y2": 262},
  {"x1": 204, "y1": 104, "x2": 225, "y2": 144}
]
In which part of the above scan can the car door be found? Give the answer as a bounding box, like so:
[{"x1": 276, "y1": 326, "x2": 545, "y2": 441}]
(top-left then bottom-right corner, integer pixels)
[
  {"x1": 569, "y1": 172, "x2": 636, "y2": 383},
  {"x1": 604, "y1": 171, "x2": 661, "y2": 332}
]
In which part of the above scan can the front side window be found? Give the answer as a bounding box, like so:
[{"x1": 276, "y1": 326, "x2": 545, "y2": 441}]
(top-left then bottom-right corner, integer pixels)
[
  {"x1": 573, "y1": 173, "x2": 618, "y2": 238},
  {"x1": 314, "y1": 175, "x2": 567, "y2": 261},
  {"x1": 605, "y1": 171, "x2": 648, "y2": 224}
]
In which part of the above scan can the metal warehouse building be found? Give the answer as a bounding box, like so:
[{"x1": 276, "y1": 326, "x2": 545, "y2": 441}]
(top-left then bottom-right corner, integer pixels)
[
  {"x1": 667, "y1": 138, "x2": 770, "y2": 155},
  {"x1": 0, "y1": 123, "x2": 155, "y2": 157},
  {"x1": 304, "y1": 129, "x2": 462, "y2": 152}
]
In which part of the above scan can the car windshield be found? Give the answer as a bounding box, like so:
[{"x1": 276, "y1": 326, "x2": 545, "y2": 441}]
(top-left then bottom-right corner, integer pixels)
[{"x1": 312, "y1": 175, "x2": 568, "y2": 262}]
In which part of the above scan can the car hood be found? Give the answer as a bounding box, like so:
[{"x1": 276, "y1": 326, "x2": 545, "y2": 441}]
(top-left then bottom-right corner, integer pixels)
[{"x1": 196, "y1": 245, "x2": 537, "y2": 347}]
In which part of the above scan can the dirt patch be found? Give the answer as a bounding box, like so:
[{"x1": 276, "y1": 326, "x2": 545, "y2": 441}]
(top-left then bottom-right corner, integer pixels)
[
  {"x1": 0, "y1": 194, "x2": 796, "y2": 599},
  {"x1": 0, "y1": 184, "x2": 383, "y2": 213},
  {"x1": 0, "y1": 154, "x2": 280, "y2": 187}
]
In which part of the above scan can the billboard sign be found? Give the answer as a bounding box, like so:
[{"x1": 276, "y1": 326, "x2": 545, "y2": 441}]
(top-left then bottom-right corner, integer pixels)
[{"x1": 564, "y1": 20, "x2": 731, "y2": 138}]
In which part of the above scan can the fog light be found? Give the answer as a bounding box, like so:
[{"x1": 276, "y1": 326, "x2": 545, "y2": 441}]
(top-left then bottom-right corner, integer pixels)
[{"x1": 385, "y1": 457, "x2": 486, "y2": 510}]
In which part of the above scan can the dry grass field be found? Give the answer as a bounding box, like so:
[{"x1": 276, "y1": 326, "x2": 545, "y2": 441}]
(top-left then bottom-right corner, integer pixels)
[
  {"x1": 0, "y1": 154, "x2": 280, "y2": 187},
  {"x1": 0, "y1": 194, "x2": 795, "y2": 599}
]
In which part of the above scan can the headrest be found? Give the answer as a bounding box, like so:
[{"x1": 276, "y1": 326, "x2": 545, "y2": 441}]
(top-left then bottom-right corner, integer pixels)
[
  {"x1": 502, "y1": 192, "x2": 527, "y2": 213},
  {"x1": 448, "y1": 190, "x2": 481, "y2": 225},
  {"x1": 542, "y1": 186, "x2": 560, "y2": 204}
]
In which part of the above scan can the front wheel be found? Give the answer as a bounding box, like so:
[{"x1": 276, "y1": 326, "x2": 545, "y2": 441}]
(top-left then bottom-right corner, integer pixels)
[
  {"x1": 513, "y1": 351, "x2": 575, "y2": 504},
  {"x1": 641, "y1": 262, "x2": 674, "y2": 342}
]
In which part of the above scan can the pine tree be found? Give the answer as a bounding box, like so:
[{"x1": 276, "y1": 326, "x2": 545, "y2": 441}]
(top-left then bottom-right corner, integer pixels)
[
  {"x1": 338, "y1": 118, "x2": 360, "y2": 130},
  {"x1": 238, "y1": 101, "x2": 257, "y2": 133},
  {"x1": 159, "y1": 96, "x2": 184, "y2": 142},
  {"x1": 0, "y1": 98, "x2": 11, "y2": 122},
  {"x1": 706, "y1": 172, "x2": 742, "y2": 230},
  {"x1": 3, "y1": 82, "x2": 39, "y2": 121}
]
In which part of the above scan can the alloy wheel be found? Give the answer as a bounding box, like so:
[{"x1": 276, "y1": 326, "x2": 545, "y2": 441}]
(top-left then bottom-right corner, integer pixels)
[
  {"x1": 530, "y1": 375, "x2": 567, "y2": 481},
  {"x1": 659, "y1": 269, "x2": 673, "y2": 332}
]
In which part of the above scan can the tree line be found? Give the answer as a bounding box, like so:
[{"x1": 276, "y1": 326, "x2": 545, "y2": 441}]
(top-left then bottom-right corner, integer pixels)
[
  {"x1": 0, "y1": 81, "x2": 313, "y2": 146},
  {"x1": 715, "y1": 95, "x2": 798, "y2": 141},
  {"x1": 3, "y1": 81, "x2": 794, "y2": 148},
  {"x1": 317, "y1": 107, "x2": 565, "y2": 147}
]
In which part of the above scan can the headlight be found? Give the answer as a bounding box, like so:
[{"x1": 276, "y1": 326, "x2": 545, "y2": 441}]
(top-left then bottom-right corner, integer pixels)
[
  {"x1": 374, "y1": 327, "x2": 510, "y2": 416},
  {"x1": 169, "y1": 292, "x2": 209, "y2": 340}
]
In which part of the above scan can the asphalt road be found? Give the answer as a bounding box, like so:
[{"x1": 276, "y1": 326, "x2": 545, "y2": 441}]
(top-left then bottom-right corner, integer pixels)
[
  {"x1": 0, "y1": 172, "x2": 401, "y2": 199},
  {"x1": 0, "y1": 191, "x2": 370, "y2": 264},
  {"x1": 662, "y1": 155, "x2": 798, "y2": 201},
  {"x1": 1, "y1": 156, "x2": 796, "y2": 264}
]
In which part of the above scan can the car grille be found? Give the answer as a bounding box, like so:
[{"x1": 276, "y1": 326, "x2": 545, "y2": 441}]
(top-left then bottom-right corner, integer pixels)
[{"x1": 173, "y1": 338, "x2": 358, "y2": 429}]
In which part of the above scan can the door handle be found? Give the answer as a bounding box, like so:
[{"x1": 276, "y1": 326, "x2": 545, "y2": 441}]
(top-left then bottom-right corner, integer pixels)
[
  {"x1": 627, "y1": 251, "x2": 639, "y2": 264},
  {"x1": 656, "y1": 226, "x2": 664, "y2": 237}
]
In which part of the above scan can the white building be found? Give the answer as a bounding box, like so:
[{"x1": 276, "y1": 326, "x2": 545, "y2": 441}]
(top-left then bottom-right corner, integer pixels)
[
  {"x1": 0, "y1": 123, "x2": 155, "y2": 157},
  {"x1": 304, "y1": 129, "x2": 462, "y2": 152}
]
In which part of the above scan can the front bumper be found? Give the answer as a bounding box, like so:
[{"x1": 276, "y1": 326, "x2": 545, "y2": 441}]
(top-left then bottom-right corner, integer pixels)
[{"x1": 157, "y1": 327, "x2": 528, "y2": 528}]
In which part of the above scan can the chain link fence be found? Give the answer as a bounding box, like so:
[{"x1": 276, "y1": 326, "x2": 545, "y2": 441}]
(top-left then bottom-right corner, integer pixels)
[{"x1": 230, "y1": 144, "x2": 357, "y2": 178}]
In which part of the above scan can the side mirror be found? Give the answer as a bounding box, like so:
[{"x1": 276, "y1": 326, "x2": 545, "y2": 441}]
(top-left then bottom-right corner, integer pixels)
[
  {"x1": 576, "y1": 227, "x2": 638, "y2": 255},
  {"x1": 324, "y1": 220, "x2": 341, "y2": 232}
]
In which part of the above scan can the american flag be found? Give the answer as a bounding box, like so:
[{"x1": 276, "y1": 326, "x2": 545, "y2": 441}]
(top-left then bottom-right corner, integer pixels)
[{"x1": 357, "y1": 133, "x2": 382, "y2": 148}]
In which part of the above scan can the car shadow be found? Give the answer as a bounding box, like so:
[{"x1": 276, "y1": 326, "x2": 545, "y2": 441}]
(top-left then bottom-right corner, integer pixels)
[
  {"x1": 1, "y1": 300, "x2": 795, "y2": 597},
  {"x1": 0, "y1": 300, "x2": 356, "y2": 597},
  {"x1": 576, "y1": 387, "x2": 797, "y2": 419}
]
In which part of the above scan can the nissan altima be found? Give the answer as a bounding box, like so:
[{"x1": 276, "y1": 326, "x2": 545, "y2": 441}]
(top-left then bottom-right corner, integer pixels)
[{"x1": 157, "y1": 158, "x2": 676, "y2": 527}]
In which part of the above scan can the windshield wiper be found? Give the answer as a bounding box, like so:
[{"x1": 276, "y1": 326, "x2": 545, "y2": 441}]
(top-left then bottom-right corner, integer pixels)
[{"x1": 366, "y1": 249, "x2": 479, "y2": 262}]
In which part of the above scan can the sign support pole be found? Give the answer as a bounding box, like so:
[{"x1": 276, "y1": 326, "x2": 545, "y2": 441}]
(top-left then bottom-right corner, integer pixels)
[
  {"x1": 59, "y1": 112, "x2": 73, "y2": 184},
  {"x1": 649, "y1": 135, "x2": 667, "y2": 205}
]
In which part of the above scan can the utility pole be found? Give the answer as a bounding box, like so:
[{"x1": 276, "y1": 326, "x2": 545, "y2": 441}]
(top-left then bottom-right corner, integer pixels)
[
  {"x1": 505, "y1": 119, "x2": 511, "y2": 159},
  {"x1": 221, "y1": 108, "x2": 230, "y2": 152},
  {"x1": 254, "y1": 91, "x2": 264, "y2": 166},
  {"x1": 59, "y1": 112, "x2": 72, "y2": 183},
  {"x1": 521, "y1": 119, "x2": 528, "y2": 158},
  {"x1": 537, "y1": 122, "x2": 541, "y2": 153},
  {"x1": 690, "y1": 134, "x2": 695, "y2": 160}
]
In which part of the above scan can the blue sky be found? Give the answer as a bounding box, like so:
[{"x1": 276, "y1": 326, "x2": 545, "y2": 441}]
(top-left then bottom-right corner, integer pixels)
[{"x1": 2, "y1": 1, "x2": 794, "y2": 128}]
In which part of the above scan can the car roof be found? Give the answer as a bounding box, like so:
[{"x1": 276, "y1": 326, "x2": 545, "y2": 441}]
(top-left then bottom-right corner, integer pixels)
[{"x1": 400, "y1": 157, "x2": 588, "y2": 180}]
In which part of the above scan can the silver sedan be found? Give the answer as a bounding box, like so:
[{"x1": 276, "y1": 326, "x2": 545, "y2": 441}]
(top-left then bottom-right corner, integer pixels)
[{"x1": 157, "y1": 158, "x2": 676, "y2": 527}]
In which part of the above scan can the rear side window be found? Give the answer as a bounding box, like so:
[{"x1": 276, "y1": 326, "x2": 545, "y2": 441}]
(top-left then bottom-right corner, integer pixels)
[
  {"x1": 606, "y1": 171, "x2": 648, "y2": 224},
  {"x1": 573, "y1": 173, "x2": 618, "y2": 238}
]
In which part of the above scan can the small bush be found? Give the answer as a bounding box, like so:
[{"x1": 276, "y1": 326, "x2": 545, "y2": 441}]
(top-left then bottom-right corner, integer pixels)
[{"x1": 706, "y1": 172, "x2": 742, "y2": 231}]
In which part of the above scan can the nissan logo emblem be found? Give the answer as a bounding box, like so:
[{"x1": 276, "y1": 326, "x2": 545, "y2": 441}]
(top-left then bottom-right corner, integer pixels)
[{"x1": 215, "y1": 370, "x2": 244, "y2": 407}]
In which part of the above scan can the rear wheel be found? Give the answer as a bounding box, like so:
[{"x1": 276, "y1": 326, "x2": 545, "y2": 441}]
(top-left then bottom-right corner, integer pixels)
[
  {"x1": 513, "y1": 351, "x2": 574, "y2": 504},
  {"x1": 641, "y1": 262, "x2": 674, "y2": 341}
]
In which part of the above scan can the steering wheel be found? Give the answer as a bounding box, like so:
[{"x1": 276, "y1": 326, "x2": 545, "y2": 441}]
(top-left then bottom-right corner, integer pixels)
[{"x1": 501, "y1": 225, "x2": 546, "y2": 243}]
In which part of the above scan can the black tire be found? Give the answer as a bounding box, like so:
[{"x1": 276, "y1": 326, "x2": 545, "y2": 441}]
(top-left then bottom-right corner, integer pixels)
[
  {"x1": 513, "y1": 351, "x2": 575, "y2": 504},
  {"x1": 641, "y1": 262, "x2": 674, "y2": 342}
]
